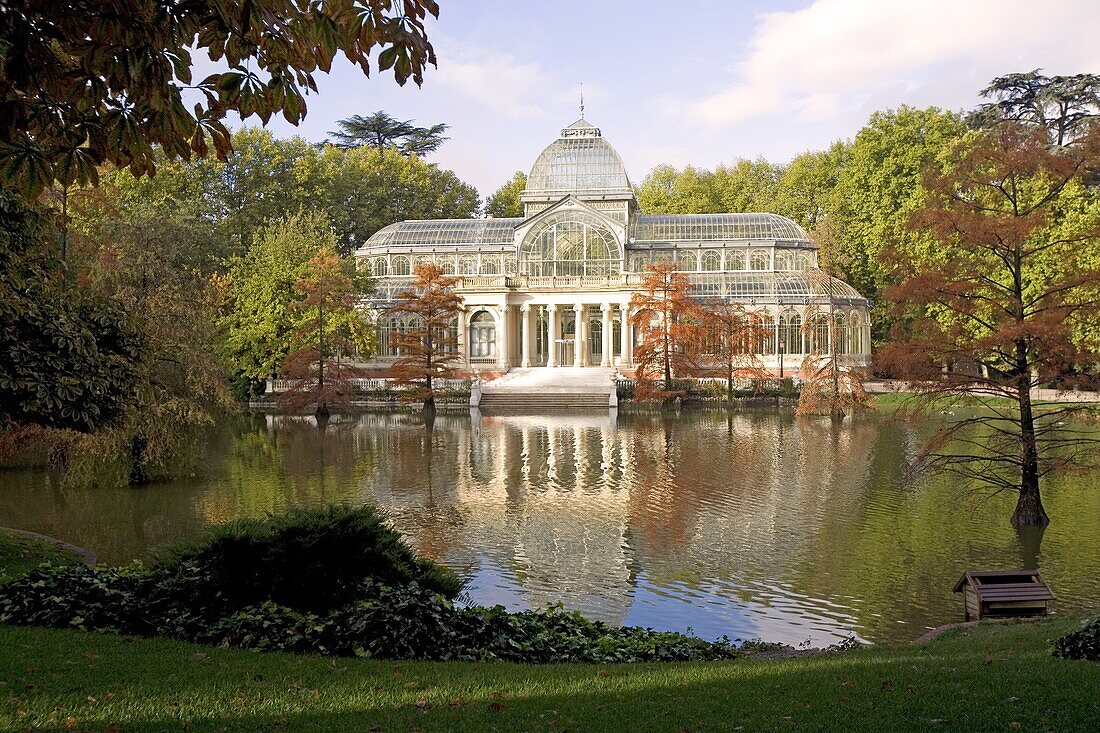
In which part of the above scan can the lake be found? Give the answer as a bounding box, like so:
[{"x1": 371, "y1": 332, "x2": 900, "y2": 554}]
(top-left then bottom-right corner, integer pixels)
[{"x1": 2, "y1": 408, "x2": 1097, "y2": 646}]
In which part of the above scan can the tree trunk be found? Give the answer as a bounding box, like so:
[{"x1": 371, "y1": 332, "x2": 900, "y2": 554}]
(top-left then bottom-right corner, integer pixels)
[{"x1": 1013, "y1": 368, "x2": 1049, "y2": 526}]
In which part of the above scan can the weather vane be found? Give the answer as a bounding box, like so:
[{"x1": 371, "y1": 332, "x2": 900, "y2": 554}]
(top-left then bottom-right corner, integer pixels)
[{"x1": 580, "y1": 83, "x2": 585, "y2": 118}]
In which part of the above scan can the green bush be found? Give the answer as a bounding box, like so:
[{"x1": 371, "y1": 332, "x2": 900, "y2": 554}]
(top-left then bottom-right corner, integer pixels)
[
  {"x1": 148, "y1": 505, "x2": 463, "y2": 615},
  {"x1": 0, "y1": 507, "x2": 780, "y2": 664},
  {"x1": 1054, "y1": 617, "x2": 1100, "y2": 661}
]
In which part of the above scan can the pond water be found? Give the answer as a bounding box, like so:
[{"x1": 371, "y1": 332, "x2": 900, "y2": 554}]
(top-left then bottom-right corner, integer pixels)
[{"x1": 2, "y1": 408, "x2": 1098, "y2": 647}]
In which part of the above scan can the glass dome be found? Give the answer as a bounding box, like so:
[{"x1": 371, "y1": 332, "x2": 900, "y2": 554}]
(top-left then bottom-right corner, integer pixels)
[{"x1": 524, "y1": 119, "x2": 633, "y2": 199}]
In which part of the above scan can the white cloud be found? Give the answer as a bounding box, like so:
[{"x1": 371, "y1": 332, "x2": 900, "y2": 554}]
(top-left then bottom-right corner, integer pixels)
[
  {"x1": 430, "y1": 38, "x2": 554, "y2": 119},
  {"x1": 672, "y1": 0, "x2": 1100, "y2": 129}
]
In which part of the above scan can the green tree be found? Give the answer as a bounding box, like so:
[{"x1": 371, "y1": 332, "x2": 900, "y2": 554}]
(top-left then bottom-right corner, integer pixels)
[
  {"x1": 712, "y1": 159, "x2": 781, "y2": 213},
  {"x1": 772, "y1": 143, "x2": 849, "y2": 232},
  {"x1": 0, "y1": 0, "x2": 440, "y2": 198},
  {"x1": 316, "y1": 146, "x2": 480, "y2": 255},
  {"x1": 328, "y1": 111, "x2": 449, "y2": 156},
  {"x1": 0, "y1": 191, "x2": 143, "y2": 433},
  {"x1": 824, "y1": 106, "x2": 966, "y2": 345},
  {"x1": 975, "y1": 70, "x2": 1100, "y2": 147},
  {"x1": 219, "y1": 212, "x2": 340, "y2": 394},
  {"x1": 484, "y1": 171, "x2": 527, "y2": 218}
]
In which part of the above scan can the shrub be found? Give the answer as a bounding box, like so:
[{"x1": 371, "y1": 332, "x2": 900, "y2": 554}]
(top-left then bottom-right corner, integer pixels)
[
  {"x1": 0, "y1": 507, "x2": 782, "y2": 664},
  {"x1": 1054, "y1": 617, "x2": 1100, "y2": 661},
  {"x1": 0, "y1": 563, "x2": 143, "y2": 632},
  {"x1": 148, "y1": 505, "x2": 463, "y2": 615}
]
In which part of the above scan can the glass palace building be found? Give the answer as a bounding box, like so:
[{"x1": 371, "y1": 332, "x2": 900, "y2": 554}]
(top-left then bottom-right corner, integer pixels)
[{"x1": 355, "y1": 117, "x2": 871, "y2": 372}]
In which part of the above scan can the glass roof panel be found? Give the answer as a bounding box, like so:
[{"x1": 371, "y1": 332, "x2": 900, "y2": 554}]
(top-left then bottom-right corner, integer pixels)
[
  {"x1": 361, "y1": 218, "x2": 522, "y2": 249},
  {"x1": 632, "y1": 213, "x2": 809, "y2": 242}
]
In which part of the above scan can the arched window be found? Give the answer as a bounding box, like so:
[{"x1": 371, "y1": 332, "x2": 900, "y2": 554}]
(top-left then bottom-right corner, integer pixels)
[
  {"x1": 519, "y1": 212, "x2": 621, "y2": 277},
  {"x1": 834, "y1": 312, "x2": 849, "y2": 354},
  {"x1": 757, "y1": 314, "x2": 776, "y2": 354},
  {"x1": 725, "y1": 249, "x2": 745, "y2": 271},
  {"x1": 780, "y1": 311, "x2": 802, "y2": 354},
  {"x1": 458, "y1": 255, "x2": 477, "y2": 274},
  {"x1": 372, "y1": 257, "x2": 387, "y2": 276},
  {"x1": 439, "y1": 256, "x2": 456, "y2": 275},
  {"x1": 850, "y1": 312, "x2": 865, "y2": 355},
  {"x1": 415, "y1": 254, "x2": 433, "y2": 269},
  {"x1": 481, "y1": 256, "x2": 501, "y2": 274},
  {"x1": 701, "y1": 250, "x2": 721, "y2": 271},
  {"x1": 810, "y1": 313, "x2": 830, "y2": 354},
  {"x1": 631, "y1": 255, "x2": 648, "y2": 272},
  {"x1": 469, "y1": 311, "x2": 496, "y2": 358},
  {"x1": 391, "y1": 255, "x2": 410, "y2": 276},
  {"x1": 795, "y1": 252, "x2": 812, "y2": 271},
  {"x1": 750, "y1": 249, "x2": 770, "y2": 271},
  {"x1": 774, "y1": 251, "x2": 793, "y2": 271},
  {"x1": 677, "y1": 251, "x2": 697, "y2": 271}
]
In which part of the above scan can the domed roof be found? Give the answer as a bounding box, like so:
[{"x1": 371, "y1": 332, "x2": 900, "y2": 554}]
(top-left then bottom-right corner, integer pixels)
[{"x1": 523, "y1": 118, "x2": 633, "y2": 199}]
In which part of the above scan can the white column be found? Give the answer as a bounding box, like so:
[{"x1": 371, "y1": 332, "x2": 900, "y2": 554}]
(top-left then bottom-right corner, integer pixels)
[
  {"x1": 497, "y1": 305, "x2": 511, "y2": 369},
  {"x1": 573, "y1": 303, "x2": 584, "y2": 368},
  {"x1": 520, "y1": 304, "x2": 532, "y2": 368},
  {"x1": 546, "y1": 304, "x2": 559, "y2": 367},
  {"x1": 619, "y1": 305, "x2": 632, "y2": 367},
  {"x1": 601, "y1": 302, "x2": 613, "y2": 367}
]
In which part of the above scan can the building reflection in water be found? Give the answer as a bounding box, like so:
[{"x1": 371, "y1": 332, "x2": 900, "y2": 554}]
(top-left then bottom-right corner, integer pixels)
[{"x1": 3, "y1": 409, "x2": 1098, "y2": 646}]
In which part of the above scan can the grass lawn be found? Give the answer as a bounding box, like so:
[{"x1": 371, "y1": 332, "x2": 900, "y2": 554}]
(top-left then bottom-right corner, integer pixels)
[
  {"x1": 0, "y1": 528, "x2": 85, "y2": 585},
  {"x1": 0, "y1": 620, "x2": 1097, "y2": 732}
]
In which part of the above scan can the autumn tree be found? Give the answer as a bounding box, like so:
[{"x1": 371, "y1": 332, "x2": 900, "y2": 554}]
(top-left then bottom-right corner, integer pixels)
[
  {"x1": 278, "y1": 250, "x2": 371, "y2": 417},
  {"x1": 387, "y1": 263, "x2": 463, "y2": 414},
  {"x1": 796, "y1": 304, "x2": 870, "y2": 418},
  {"x1": 0, "y1": 0, "x2": 439, "y2": 198},
  {"x1": 629, "y1": 263, "x2": 703, "y2": 403},
  {"x1": 697, "y1": 301, "x2": 772, "y2": 403},
  {"x1": 327, "y1": 111, "x2": 449, "y2": 156},
  {"x1": 881, "y1": 122, "x2": 1100, "y2": 527}
]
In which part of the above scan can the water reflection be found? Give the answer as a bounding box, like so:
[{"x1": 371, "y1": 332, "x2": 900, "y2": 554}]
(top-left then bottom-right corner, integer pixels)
[{"x1": 1, "y1": 409, "x2": 1097, "y2": 646}]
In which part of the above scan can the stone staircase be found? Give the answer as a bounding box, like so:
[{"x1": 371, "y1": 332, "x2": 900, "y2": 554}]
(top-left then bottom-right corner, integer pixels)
[{"x1": 478, "y1": 367, "x2": 615, "y2": 412}]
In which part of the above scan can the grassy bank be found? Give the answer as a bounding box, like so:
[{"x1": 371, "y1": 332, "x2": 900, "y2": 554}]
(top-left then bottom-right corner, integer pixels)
[
  {"x1": 0, "y1": 528, "x2": 85, "y2": 584},
  {"x1": 1, "y1": 620, "x2": 1097, "y2": 732}
]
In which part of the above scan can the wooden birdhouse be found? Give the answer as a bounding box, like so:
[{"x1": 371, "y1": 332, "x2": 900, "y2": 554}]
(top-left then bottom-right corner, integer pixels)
[{"x1": 953, "y1": 570, "x2": 1054, "y2": 621}]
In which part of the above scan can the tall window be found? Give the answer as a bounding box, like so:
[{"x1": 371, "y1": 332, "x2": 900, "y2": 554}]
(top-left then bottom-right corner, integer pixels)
[
  {"x1": 726, "y1": 250, "x2": 746, "y2": 271},
  {"x1": 519, "y1": 212, "x2": 621, "y2": 276},
  {"x1": 795, "y1": 252, "x2": 812, "y2": 271},
  {"x1": 780, "y1": 312, "x2": 802, "y2": 354},
  {"x1": 677, "y1": 251, "x2": 697, "y2": 271},
  {"x1": 810, "y1": 314, "x2": 830, "y2": 354},
  {"x1": 850, "y1": 312, "x2": 865, "y2": 355},
  {"x1": 774, "y1": 251, "x2": 793, "y2": 271},
  {"x1": 750, "y1": 249, "x2": 770, "y2": 271},
  {"x1": 391, "y1": 255, "x2": 410, "y2": 276},
  {"x1": 834, "y1": 312, "x2": 849, "y2": 354},
  {"x1": 701, "y1": 250, "x2": 721, "y2": 271},
  {"x1": 458, "y1": 255, "x2": 476, "y2": 274},
  {"x1": 470, "y1": 311, "x2": 496, "y2": 358}
]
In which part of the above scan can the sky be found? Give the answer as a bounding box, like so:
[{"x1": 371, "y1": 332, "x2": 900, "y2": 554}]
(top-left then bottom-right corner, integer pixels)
[{"x1": 231, "y1": 0, "x2": 1100, "y2": 198}]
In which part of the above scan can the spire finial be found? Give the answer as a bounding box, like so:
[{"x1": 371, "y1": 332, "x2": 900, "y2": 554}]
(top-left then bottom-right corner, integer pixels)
[{"x1": 579, "y1": 83, "x2": 584, "y2": 119}]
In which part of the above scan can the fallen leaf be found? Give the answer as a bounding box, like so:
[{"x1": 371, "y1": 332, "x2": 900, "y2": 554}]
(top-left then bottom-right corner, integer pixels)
[
  {"x1": 599, "y1": 669, "x2": 610, "y2": 677},
  {"x1": 415, "y1": 699, "x2": 430, "y2": 711},
  {"x1": 489, "y1": 701, "x2": 505, "y2": 712},
  {"x1": 880, "y1": 681, "x2": 894, "y2": 691},
  {"x1": 1010, "y1": 723, "x2": 1021, "y2": 730},
  {"x1": 1006, "y1": 696, "x2": 1020, "y2": 703}
]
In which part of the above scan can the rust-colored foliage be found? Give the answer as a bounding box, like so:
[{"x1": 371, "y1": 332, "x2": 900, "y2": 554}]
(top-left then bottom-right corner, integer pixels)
[
  {"x1": 277, "y1": 249, "x2": 366, "y2": 416},
  {"x1": 697, "y1": 301, "x2": 773, "y2": 401},
  {"x1": 796, "y1": 305, "x2": 871, "y2": 418},
  {"x1": 386, "y1": 263, "x2": 464, "y2": 411},
  {"x1": 629, "y1": 263, "x2": 703, "y2": 403},
  {"x1": 880, "y1": 121, "x2": 1100, "y2": 526}
]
